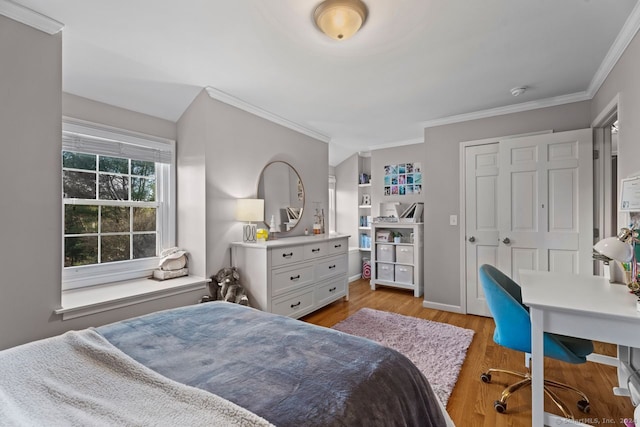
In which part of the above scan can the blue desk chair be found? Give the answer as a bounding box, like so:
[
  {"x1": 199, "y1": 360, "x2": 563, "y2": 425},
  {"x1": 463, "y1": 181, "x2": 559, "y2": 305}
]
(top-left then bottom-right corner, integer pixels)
[{"x1": 478, "y1": 264, "x2": 593, "y2": 419}]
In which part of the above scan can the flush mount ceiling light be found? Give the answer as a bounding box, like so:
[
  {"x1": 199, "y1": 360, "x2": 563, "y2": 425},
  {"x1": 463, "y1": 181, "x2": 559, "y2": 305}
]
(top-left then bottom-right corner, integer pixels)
[
  {"x1": 314, "y1": 0, "x2": 368, "y2": 41},
  {"x1": 510, "y1": 86, "x2": 527, "y2": 97}
]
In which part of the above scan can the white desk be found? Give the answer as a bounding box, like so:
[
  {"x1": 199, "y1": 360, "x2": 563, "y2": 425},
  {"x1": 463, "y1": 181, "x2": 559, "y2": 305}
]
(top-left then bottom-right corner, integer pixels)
[{"x1": 519, "y1": 270, "x2": 640, "y2": 426}]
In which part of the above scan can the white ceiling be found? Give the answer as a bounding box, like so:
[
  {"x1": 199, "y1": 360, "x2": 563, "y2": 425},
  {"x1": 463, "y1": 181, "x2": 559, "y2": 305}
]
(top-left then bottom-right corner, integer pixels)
[{"x1": 11, "y1": 0, "x2": 640, "y2": 165}]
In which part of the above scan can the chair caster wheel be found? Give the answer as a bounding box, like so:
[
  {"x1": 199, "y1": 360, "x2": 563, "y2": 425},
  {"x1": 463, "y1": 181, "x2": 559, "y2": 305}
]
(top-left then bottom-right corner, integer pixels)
[
  {"x1": 480, "y1": 373, "x2": 492, "y2": 383},
  {"x1": 494, "y1": 400, "x2": 507, "y2": 413},
  {"x1": 577, "y1": 399, "x2": 590, "y2": 413}
]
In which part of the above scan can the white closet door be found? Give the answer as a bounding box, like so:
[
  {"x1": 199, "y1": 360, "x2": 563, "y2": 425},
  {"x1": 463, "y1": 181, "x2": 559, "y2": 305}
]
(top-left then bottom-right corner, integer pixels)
[
  {"x1": 497, "y1": 129, "x2": 593, "y2": 283},
  {"x1": 464, "y1": 129, "x2": 593, "y2": 316},
  {"x1": 465, "y1": 143, "x2": 499, "y2": 317}
]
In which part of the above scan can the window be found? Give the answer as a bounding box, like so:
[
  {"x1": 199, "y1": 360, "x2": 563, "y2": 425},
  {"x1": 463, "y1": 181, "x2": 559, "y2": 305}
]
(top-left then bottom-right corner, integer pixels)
[{"x1": 62, "y1": 119, "x2": 175, "y2": 290}]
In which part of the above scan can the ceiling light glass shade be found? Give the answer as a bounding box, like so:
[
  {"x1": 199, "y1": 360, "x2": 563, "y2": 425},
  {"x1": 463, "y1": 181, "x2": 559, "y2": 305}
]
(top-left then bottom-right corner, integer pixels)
[
  {"x1": 594, "y1": 236, "x2": 633, "y2": 262},
  {"x1": 314, "y1": 0, "x2": 368, "y2": 41}
]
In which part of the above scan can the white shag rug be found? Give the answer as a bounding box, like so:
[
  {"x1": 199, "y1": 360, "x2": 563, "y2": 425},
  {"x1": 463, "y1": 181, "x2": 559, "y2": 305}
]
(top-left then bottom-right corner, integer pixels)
[{"x1": 332, "y1": 308, "x2": 474, "y2": 406}]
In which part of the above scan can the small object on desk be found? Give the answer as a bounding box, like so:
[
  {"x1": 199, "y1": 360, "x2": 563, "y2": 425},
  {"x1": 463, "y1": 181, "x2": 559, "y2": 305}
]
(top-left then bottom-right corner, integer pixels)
[
  {"x1": 256, "y1": 228, "x2": 268, "y2": 242},
  {"x1": 304, "y1": 228, "x2": 309, "y2": 235}
]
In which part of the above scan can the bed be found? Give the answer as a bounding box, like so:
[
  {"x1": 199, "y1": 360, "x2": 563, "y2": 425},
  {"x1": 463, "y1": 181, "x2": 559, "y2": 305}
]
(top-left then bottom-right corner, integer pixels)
[{"x1": 1, "y1": 302, "x2": 454, "y2": 426}]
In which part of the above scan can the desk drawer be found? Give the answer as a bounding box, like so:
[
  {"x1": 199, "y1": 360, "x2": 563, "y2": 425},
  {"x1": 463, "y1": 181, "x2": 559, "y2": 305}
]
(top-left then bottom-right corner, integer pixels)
[
  {"x1": 271, "y1": 246, "x2": 304, "y2": 267},
  {"x1": 272, "y1": 289, "x2": 314, "y2": 317},
  {"x1": 315, "y1": 255, "x2": 347, "y2": 281},
  {"x1": 271, "y1": 263, "x2": 315, "y2": 296}
]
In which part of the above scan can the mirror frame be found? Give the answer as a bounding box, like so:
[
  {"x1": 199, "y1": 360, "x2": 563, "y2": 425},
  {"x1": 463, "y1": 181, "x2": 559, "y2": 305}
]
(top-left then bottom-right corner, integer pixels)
[{"x1": 257, "y1": 160, "x2": 305, "y2": 233}]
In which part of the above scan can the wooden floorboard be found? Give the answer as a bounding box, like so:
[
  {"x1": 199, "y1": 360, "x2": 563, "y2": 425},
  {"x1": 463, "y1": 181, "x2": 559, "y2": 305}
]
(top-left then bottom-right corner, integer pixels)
[{"x1": 301, "y1": 279, "x2": 635, "y2": 426}]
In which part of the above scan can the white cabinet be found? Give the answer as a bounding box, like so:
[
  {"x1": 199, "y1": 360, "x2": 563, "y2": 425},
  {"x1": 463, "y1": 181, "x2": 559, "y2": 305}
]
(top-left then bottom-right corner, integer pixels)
[
  {"x1": 231, "y1": 234, "x2": 349, "y2": 319},
  {"x1": 370, "y1": 223, "x2": 423, "y2": 297}
]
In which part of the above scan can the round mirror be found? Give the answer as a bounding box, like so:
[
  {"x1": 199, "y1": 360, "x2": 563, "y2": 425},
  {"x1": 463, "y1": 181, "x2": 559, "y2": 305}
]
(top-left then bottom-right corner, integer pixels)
[{"x1": 257, "y1": 161, "x2": 305, "y2": 233}]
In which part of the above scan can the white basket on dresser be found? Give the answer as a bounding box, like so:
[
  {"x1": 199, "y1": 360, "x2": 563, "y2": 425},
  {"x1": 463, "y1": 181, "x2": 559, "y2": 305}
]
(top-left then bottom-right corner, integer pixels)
[{"x1": 230, "y1": 234, "x2": 350, "y2": 318}]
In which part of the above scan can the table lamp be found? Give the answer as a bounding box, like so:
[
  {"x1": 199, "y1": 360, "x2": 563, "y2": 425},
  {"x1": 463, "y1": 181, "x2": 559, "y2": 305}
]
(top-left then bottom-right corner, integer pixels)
[
  {"x1": 236, "y1": 199, "x2": 264, "y2": 243},
  {"x1": 593, "y1": 227, "x2": 637, "y2": 285}
]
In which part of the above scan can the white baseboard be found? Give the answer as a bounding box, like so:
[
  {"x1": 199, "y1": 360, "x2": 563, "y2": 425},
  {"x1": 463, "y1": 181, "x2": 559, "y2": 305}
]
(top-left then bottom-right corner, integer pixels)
[
  {"x1": 422, "y1": 300, "x2": 464, "y2": 314},
  {"x1": 349, "y1": 274, "x2": 362, "y2": 283}
]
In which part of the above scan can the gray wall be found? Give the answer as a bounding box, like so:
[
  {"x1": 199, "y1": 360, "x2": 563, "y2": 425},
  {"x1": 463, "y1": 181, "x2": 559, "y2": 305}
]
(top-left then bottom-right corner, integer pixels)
[
  {"x1": 421, "y1": 102, "x2": 591, "y2": 308},
  {"x1": 592, "y1": 30, "x2": 640, "y2": 181},
  {"x1": 0, "y1": 16, "x2": 328, "y2": 350},
  {"x1": 177, "y1": 91, "x2": 329, "y2": 276},
  {"x1": 335, "y1": 153, "x2": 359, "y2": 249},
  {"x1": 1, "y1": 16, "x2": 62, "y2": 349},
  {"x1": 0, "y1": 18, "x2": 203, "y2": 351},
  {"x1": 370, "y1": 143, "x2": 426, "y2": 218}
]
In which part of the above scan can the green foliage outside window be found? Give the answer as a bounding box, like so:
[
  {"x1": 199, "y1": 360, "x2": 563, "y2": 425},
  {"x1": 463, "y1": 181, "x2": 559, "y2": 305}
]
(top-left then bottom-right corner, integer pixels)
[{"x1": 63, "y1": 151, "x2": 158, "y2": 267}]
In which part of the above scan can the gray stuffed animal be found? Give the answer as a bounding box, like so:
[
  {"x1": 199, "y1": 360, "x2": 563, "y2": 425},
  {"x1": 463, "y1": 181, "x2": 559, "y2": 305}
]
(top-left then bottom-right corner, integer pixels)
[{"x1": 211, "y1": 266, "x2": 249, "y2": 306}]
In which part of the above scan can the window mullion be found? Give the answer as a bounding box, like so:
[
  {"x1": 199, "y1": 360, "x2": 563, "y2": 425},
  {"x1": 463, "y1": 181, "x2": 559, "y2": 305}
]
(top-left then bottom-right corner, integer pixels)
[{"x1": 98, "y1": 205, "x2": 102, "y2": 264}]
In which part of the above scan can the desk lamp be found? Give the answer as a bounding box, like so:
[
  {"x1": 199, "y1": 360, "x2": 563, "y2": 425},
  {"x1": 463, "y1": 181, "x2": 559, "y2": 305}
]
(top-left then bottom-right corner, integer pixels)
[
  {"x1": 593, "y1": 227, "x2": 637, "y2": 287},
  {"x1": 236, "y1": 199, "x2": 264, "y2": 243}
]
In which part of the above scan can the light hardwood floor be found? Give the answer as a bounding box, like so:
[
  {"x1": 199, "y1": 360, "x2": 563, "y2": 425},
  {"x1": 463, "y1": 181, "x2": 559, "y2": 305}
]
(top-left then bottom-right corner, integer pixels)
[{"x1": 302, "y1": 279, "x2": 634, "y2": 426}]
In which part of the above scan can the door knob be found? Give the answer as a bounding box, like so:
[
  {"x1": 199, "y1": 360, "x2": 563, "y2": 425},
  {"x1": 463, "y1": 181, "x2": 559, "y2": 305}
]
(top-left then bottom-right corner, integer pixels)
[
  {"x1": 468, "y1": 236, "x2": 476, "y2": 242},
  {"x1": 502, "y1": 237, "x2": 511, "y2": 244}
]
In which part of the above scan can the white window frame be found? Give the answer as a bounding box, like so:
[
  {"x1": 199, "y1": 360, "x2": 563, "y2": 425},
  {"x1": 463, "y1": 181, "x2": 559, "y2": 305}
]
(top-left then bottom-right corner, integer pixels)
[
  {"x1": 328, "y1": 175, "x2": 337, "y2": 234},
  {"x1": 61, "y1": 118, "x2": 176, "y2": 290}
]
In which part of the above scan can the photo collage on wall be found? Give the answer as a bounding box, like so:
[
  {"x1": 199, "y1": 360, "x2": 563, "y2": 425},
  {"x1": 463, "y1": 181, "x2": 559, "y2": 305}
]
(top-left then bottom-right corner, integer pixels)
[{"x1": 383, "y1": 162, "x2": 422, "y2": 196}]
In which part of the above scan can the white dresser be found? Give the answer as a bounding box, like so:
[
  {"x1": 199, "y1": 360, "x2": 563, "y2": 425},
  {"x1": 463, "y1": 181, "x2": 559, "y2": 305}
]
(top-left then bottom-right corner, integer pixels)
[{"x1": 230, "y1": 234, "x2": 350, "y2": 319}]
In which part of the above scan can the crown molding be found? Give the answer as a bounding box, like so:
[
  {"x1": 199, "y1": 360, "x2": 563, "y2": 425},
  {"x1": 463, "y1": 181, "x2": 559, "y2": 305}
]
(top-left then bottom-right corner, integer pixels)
[
  {"x1": 587, "y1": 1, "x2": 640, "y2": 97},
  {"x1": 420, "y1": 91, "x2": 591, "y2": 129},
  {"x1": 0, "y1": 0, "x2": 64, "y2": 34},
  {"x1": 367, "y1": 137, "x2": 423, "y2": 151},
  {"x1": 205, "y1": 86, "x2": 331, "y2": 143}
]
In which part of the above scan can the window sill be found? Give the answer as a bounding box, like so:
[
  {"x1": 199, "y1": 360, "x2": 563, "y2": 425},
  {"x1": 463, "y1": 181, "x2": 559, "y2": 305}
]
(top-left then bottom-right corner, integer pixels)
[{"x1": 55, "y1": 275, "x2": 210, "y2": 320}]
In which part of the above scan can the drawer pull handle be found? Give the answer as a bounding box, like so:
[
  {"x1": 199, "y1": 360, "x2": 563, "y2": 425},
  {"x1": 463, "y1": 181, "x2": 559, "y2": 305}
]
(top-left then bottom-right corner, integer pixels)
[
  {"x1": 329, "y1": 287, "x2": 337, "y2": 292},
  {"x1": 328, "y1": 265, "x2": 336, "y2": 269},
  {"x1": 312, "y1": 248, "x2": 321, "y2": 253},
  {"x1": 334, "y1": 244, "x2": 342, "y2": 248},
  {"x1": 290, "y1": 275, "x2": 301, "y2": 281},
  {"x1": 282, "y1": 252, "x2": 293, "y2": 258},
  {"x1": 290, "y1": 301, "x2": 301, "y2": 308}
]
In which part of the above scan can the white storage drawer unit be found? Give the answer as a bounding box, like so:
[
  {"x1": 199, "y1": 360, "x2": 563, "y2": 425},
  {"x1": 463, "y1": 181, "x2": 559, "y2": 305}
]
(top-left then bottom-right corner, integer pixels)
[
  {"x1": 231, "y1": 234, "x2": 350, "y2": 319},
  {"x1": 370, "y1": 223, "x2": 423, "y2": 297}
]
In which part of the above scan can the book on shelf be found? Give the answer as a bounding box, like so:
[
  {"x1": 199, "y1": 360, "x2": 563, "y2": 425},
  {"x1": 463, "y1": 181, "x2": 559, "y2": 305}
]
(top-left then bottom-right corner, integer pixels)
[{"x1": 398, "y1": 202, "x2": 424, "y2": 223}]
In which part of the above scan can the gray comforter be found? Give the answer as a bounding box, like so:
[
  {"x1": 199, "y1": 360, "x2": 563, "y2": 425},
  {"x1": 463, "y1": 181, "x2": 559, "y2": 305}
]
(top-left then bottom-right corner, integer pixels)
[{"x1": 98, "y1": 302, "x2": 447, "y2": 427}]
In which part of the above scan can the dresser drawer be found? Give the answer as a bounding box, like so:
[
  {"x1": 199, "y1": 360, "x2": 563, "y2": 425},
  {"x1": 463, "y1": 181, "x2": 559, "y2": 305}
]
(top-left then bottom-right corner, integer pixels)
[
  {"x1": 315, "y1": 277, "x2": 346, "y2": 307},
  {"x1": 304, "y1": 241, "x2": 328, "y2": 260},
  {"x1": 315, "y1": 255, "x2": 347, "y2": 281},
  {"x1": 327, "y1": 239, "x2": 347, "y2": 256},
  {"x1": 271, "y1": 263, "x2": 315, "y2": 296},
  {"x1": 271, "y1": 246, "x2": 304, "y2": 267},
  {"x1": 272, "y1": 289, "x2": 314, "y2": 317}
]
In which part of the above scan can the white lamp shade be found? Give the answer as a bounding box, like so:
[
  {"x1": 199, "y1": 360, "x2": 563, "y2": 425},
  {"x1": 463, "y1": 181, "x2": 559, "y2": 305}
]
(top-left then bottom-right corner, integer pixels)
[
  {"x1": 235, "y1": 199, "x2": 264, "y2": 222},
  {"x1": 594, "y1": 236, "x2": 633, "y2": 262}
]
